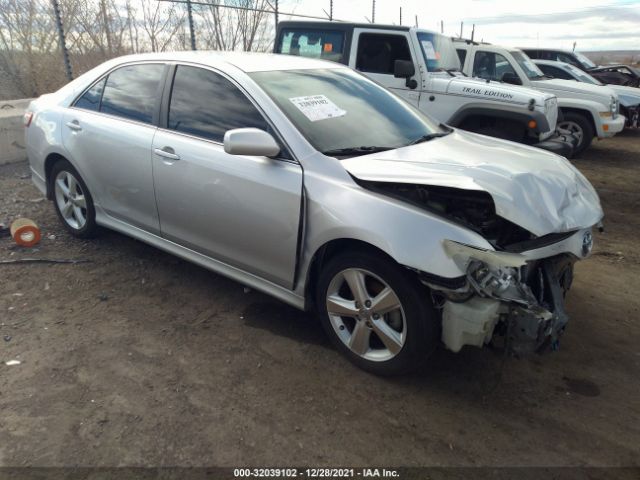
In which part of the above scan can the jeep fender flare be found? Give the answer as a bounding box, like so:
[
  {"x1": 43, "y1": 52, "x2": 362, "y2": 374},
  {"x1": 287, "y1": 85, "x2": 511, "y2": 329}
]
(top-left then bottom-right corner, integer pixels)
[{"x1": 447, "y1": 103, "x2": 551, "y2": 135}]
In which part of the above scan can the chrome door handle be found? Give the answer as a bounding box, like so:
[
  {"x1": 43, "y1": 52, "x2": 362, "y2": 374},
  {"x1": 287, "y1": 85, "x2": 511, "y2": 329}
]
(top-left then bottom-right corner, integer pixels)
[
  {"x1": 154, "y1": 147, "x2": 180, "y2": 161},
  {"x1": 66, "y1": 121, "x2": 82, "y2": 131}
]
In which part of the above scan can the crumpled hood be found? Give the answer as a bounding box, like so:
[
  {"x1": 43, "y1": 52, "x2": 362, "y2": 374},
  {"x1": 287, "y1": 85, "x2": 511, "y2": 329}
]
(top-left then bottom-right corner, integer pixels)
[{"x1": 342, "y1": 130, "x2": 603, "y2": 237}]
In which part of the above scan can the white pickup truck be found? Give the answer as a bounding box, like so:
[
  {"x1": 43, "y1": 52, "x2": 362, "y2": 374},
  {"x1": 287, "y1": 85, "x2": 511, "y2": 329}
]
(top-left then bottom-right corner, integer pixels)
[
  {"x1": 274, "y1": 21, "x2": 576, "y2": 157},
  {"x1": 454, "y1": 40, "x2": 625, "y2": 155}
]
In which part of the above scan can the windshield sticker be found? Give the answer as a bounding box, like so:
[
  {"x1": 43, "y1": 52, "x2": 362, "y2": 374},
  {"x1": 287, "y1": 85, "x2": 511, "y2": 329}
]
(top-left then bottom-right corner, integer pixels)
[
  {"x1": 421, "y1": 40, "x2": 437, "y2": 60},
  {"x1": 289, "y1": 95, "x2": 347, "y2": 122}
]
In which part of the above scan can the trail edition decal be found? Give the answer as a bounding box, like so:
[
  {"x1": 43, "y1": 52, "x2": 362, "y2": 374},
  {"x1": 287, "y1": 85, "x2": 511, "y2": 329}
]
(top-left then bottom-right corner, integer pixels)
[{"x1": 462, "y1": 87, "x2": 514, "y2": 100}]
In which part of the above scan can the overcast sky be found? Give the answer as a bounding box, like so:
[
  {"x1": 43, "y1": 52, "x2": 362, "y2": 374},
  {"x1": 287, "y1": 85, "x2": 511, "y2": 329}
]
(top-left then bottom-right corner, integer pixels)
[{"x1": 277, "y1": 0, "x2": 640, "y2": 51}]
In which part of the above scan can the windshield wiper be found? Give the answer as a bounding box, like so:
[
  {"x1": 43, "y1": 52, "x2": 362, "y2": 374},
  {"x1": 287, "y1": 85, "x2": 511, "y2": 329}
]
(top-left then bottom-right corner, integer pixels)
[
  {"x1": 407, "y1": 130, "x2": 452, "y2": 146},
  {"x1": 322, "y1": 146, "x2": 393, "y2": 157}
]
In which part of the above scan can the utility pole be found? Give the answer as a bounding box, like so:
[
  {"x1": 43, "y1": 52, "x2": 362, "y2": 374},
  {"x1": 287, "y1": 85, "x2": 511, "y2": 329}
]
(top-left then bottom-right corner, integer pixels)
[
  {"x1": 440, "y1": 20, "x2": 443, "y2": 33},
  {"x1": 329, "y1": 0, "x2": 333, "y2": 21},
  {"x1": 100, "y1": 0, "x2": 112, "y2": 54},
  {"x1": 460, "y1": 21, "x2": 463, "y2": 38},
  {"x1": 471, "y1": 24, "x2": 475, "y2": 42},
  {"x1": 371, "y1": 0, "x2": 375, "y2": 23},
  {"x1": 415, "y1": 15, "x2": 418, "y2": 27},
  {"x1": 275, "y1": 0, "x2": 279, "y2": 29},
  {"x1": 399, "y1": 7, "x2": 402, "y2": 25},
  {"x1": 51, "y1": 0, "x2": 73, "y2": 81},
  {"x1": 186, "y1": 0, "x2": 196, "y2": 50}
]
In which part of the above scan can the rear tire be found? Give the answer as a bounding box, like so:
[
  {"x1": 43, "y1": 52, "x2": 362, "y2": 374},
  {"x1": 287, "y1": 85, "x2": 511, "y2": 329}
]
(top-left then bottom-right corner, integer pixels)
[
  {"x1": 558, "y1": 111, "x2": 594, "y2": 156},
  {"x1": 50, "y1": 159, "x2": 98, "y2": 238},
  {"x1": 315, "y1": 250, "x2": 439, "y2": 376}
]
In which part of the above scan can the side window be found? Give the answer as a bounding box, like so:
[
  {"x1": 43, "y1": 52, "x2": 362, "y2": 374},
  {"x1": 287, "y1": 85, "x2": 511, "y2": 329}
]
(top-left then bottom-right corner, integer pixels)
[
  {"x1": 74, "y1": 78, "x2": 106, "y2": 112},
  {"x1": 168, "y1": 65, "x2": 269, "y2": 143},
  {"x1": 473, "y1": 51, "x2": 516, "y2": 81},
  {"x1": 456, "y1": 49, "x2": 467, "y2": 66},
  {"x1": 279, "y1": 29, "x2": 345, "y2": 63},
  {"x1": 356, "y1": 33, "x2": 411, "y2": 75},
  {"x1": 100, "y1": 64, "x2": 164, "y2": 124},
  {"x1": 543, "y1": 65, "x2": 573, "y2": 80}
]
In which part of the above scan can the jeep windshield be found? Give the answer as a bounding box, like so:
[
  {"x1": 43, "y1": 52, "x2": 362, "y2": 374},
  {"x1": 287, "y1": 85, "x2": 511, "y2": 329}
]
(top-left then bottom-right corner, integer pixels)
[
  {"x1": 251, "y1": 68, "x2": 445, "y2": 156},
  {"x1": 416, "y1": 32, "x2": 461, "y2": 72},
  {"x1": 511, "y1": 51, "x2": 546, "y2": 79}
]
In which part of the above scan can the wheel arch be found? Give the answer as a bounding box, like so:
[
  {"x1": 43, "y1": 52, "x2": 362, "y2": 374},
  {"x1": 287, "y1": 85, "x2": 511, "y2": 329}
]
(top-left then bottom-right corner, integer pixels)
[
  {"x1": 302, "y1": 238, "x2": 416, "y2": 311},
  {"x1": 448, "y1": 104, "x2": 549, "y2": 137},
  {"x1": 559, "y1": 107, "x2": 597, "y2": 136},
  {"x1": 558, "y1": 106, "x2": 602, "y2": 137},
  {"x1": 44, "y1": 152, "x2": 70, "y2": 200}
]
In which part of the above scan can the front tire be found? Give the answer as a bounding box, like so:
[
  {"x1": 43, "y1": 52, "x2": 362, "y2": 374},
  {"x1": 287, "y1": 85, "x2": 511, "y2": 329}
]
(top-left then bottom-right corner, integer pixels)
[
  {"x1": 315, "y1": 250, "x2": 439, "y2": 376},
  {"x1": 558, "y1": 111, "x2": 594, "y2": 156},
  {"x1": 50, "y1": 159, "x2": 97, "y2": 238}
]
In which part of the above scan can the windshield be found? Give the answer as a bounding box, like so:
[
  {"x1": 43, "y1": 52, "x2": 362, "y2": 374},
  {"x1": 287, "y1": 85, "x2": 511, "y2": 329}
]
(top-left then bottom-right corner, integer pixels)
[
  {"x1": 565, "y1": 64, "x2": 603, "y2": 85},
  {"x1": 511, "y1": 51, "x2": 545, "y2": 79},
  {"x1": 251, "y1": 68, "x2": 443, "y2": 155},
  {"x1": 416, "y1": 32, "x2": 461, "y2": 71},
  {"x1": 574, "y1": 52, "x2": 597, "y2": 69}
]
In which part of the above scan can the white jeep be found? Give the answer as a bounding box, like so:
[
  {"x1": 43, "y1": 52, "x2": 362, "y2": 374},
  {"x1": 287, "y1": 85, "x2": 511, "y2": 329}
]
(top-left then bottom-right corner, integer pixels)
[
  {"x1": 275, "y1": 21, "x2": 576, "y2": 157},
  {"x1": 454, "y1": 40, "x2": 626, "y2": 155}
]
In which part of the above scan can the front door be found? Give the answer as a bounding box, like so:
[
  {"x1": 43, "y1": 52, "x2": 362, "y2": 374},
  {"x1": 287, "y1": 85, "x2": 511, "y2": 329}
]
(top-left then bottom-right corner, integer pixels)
[
  {"x1": 152, "y1": 65, "x2": 303, "y2": 288},
  {"x1": 349, "y1": 29, "x2": 421, "y2": 107}
]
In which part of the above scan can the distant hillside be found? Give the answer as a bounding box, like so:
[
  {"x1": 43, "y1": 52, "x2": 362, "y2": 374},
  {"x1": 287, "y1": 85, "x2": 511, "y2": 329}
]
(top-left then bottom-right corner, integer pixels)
[{"x1": 582, "y1": 50, "x2": 640, "y2": 66}]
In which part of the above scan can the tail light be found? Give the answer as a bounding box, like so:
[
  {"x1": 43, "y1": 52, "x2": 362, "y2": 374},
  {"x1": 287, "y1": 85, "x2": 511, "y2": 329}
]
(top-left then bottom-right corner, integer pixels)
[{"x1": 23, "y1": 111, "x2": 33, "y2": 127}]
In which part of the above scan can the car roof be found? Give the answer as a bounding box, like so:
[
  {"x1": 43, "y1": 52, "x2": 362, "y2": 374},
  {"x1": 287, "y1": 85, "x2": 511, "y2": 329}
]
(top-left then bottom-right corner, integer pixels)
[
  {"x1": 277, "y1": 19, "x2": 413, "y2": 33},
  {"x1": 102, "y1": 50, "x2": 345, "y2": 73},
  {"x1": 520, "y1": 48, "x2": 575, "y2": 54}
]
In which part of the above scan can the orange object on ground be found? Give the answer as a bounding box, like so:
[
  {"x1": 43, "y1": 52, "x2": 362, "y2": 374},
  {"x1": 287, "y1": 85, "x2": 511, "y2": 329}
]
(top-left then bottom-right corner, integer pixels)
[{"x1": 10, "y1": 218, "x2": 41, "y2": 247}]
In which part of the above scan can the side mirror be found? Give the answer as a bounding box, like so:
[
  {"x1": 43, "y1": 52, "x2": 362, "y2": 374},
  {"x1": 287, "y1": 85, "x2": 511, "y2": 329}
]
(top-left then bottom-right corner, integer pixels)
[
  {"x1": 223, "y1": 128, "x2": 280, "y2": 157},
  {"x1": 394, "y1": 59, "x2": 418, "y2": 89},
  {"x1": 394, "y1": 59, "x2": 415, "y2": 78},
  {"x1": 502, "y1": 72, "x2": 522, "y2": 85}
]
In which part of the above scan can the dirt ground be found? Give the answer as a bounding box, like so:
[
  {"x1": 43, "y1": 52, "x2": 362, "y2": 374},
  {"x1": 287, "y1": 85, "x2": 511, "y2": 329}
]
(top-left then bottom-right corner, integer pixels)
[{"x1": 0, "y1": 131, "x2": 639, "y2": 471}]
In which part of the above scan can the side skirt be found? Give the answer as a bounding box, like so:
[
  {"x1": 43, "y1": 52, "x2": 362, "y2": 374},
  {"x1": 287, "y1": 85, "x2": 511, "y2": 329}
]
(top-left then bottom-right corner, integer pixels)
[{"x1": 94, "y1": 206, "x2": 306, "y2": 310}]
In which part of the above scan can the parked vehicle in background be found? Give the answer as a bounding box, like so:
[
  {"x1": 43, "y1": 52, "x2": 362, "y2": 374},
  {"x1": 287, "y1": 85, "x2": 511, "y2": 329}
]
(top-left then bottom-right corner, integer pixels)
[
  {"x1": 274, "y1": 21, "x2": 576, "y2": 157},
  {"x1": 522, "y1": 48, "x2": 640, "y2": 88},
  {"x1": 25, "y1": 52, "x2": 603, "y2": 375},
  {"x1": 455, "y1": 41, "x2": 625, "y2": 155},
  {"x1": 534, "y1": 59, "x2": 639, "y2": 128}
]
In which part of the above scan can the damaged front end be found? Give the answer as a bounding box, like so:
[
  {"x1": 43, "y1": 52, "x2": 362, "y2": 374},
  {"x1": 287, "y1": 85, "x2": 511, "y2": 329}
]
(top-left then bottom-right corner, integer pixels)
[
  {"x1": 428, "y1": 240, "x2": 580, "y2": 356},
  {"x1": 352, "y1": 173, "x2": 601, "y2": 357}
]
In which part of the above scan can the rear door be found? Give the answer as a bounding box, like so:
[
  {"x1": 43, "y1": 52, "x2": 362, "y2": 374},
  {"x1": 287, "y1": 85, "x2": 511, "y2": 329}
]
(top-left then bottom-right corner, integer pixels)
[
  {"x1": 348, "y1": 29, "x2": 421, "y2": 107},
  {"x1": 152, "y1": 65, "x2": 303, "y2": 288},
  {"x1": 62, "y1": 63, "x2": 166, "y2": 234}
]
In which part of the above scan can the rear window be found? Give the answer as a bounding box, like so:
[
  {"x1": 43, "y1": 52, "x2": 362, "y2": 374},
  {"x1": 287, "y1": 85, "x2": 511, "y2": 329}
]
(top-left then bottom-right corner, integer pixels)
[
  {"x1": 100, "y1": 64, "x2": 165, "y2": 124},
  {"x1": 277, "y1": 29, "x2": 345, "y2": 63}
]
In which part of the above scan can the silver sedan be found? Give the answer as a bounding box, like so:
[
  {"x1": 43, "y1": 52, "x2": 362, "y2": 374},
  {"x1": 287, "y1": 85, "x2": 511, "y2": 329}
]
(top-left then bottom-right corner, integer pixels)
[{"x1": 25, "y1": 52, "x2": 603, "y2": 375}]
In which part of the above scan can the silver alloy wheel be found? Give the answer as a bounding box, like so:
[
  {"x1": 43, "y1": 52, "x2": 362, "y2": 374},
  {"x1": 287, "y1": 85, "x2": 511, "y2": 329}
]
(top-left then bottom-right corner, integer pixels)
[
  {"x1": 326, "y1": 268, "x2": 406, "y2": 362},
  {"x1": 54, "y1": 170, "x2": 87, "y2": 230},
  {"x1": 558, "y1": 120, "x2": 584, "y2": 146}
]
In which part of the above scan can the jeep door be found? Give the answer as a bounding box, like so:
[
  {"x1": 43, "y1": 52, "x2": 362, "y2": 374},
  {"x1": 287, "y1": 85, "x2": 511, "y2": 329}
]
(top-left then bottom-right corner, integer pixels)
[
  {"x1": 151, "y1": 64, "x2": 303, "y2": 288},
  {"x1": 348, "y1": 29, "x2": 421, "y2": 107}
]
